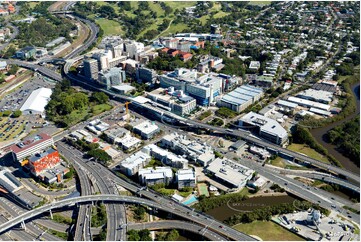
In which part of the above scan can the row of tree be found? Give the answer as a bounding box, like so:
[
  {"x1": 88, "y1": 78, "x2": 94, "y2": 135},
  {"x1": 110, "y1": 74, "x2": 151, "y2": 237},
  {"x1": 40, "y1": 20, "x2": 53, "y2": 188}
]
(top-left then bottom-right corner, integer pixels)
[
  {"x1": 225, "y1": 200, "x2": 330, "y2": 225},
  {"x1": 127, "y1": 229, "x2": 152, "y2": 241},
  {"x1": 192, "y1": 191, "x2": 248, "y2": 212}
]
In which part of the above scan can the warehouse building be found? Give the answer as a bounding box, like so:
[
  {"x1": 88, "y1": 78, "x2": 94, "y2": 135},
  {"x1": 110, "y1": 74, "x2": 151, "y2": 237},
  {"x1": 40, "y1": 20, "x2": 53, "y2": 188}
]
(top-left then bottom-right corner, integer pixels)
[
  {"x1": 296, "y1": 89, "x2": 333, "y2": 104},
  {"x1": 239, "y1": 112, "x2": 288, "y2": 145},
  {"x1": 276, "y1": 100, "x2": 298, "y2": 109},
  {"x1": 309, "y1": 107, "x2": 332, "y2": 117},
  {"x1": 20, "y1": 88, "x2": 52, "y2": 116},
  {"x1": 219, "y1": 85, "x2": 264, "y2": 112},
  {"x1": 287, "y1": 96, "x2": 330, "y2": 111},
  {"x1": 206, "y1": 158, "x2": 254, "y2": 189},
  {"x1": 0, "y1": 167, "x2": 22, "y2": 193},
  {"x1": 0, "y1": 167, "x2": 41, "y2": 208}
]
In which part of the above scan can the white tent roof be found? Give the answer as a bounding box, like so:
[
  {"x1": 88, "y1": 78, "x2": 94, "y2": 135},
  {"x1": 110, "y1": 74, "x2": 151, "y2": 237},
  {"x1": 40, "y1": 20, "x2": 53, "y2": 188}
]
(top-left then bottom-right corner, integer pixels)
[{"x1": 20, "y1": 88, "x2": 52, "y2": 113}]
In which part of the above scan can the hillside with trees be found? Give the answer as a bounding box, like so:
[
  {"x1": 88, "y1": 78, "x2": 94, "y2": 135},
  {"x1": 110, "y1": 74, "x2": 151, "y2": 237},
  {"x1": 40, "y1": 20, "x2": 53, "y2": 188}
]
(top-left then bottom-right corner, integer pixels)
[{"x1": 15, "y1": 15, "x2": 76, "y2": 48}]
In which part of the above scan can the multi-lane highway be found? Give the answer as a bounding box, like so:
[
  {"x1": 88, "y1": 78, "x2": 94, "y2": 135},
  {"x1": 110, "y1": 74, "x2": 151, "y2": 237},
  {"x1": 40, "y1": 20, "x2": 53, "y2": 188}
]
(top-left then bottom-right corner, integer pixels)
[
  {"x1": 230, "y1": 156, "x2": 361, "y2": 224},
  {"x1": 57, "y1": 142, "x2": 127, "y2": 241},
  {"x1": 58, "y1": 143, "x2": 93, "y2": 241}
]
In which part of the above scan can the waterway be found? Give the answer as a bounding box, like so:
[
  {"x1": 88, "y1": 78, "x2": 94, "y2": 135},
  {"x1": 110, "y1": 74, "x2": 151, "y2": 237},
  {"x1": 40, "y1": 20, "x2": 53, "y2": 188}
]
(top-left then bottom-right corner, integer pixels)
[
  {"x1": 206, "y1": 194, "x2": 298, "y2": 221},
  {"x1": 310, "y1": 82, "x2": 360, "y2": 173}
]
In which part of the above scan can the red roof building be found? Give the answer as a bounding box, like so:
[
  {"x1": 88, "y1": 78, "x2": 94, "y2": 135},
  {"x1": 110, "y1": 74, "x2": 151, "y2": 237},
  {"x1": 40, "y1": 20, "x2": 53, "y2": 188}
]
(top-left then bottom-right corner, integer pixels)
[
  {"x1": 179, "y1": 52, "x2": 193, "y2": 62},
  {"x1": 26, "y1": 148, "x2": 60, "y2": 176}
]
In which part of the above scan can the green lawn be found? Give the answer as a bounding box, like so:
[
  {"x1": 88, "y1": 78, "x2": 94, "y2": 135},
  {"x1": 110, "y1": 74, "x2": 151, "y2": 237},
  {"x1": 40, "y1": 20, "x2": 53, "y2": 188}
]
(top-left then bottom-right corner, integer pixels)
[
  {"x1": 28, "y1": 2, "x2": 40, "y2": 8},
  {"x1": 248, "y1": 1, "x2": 272, "y2": 5},
  {"x1": 161, "y1": 23, "x2": 188, "y2": 36},
  {"x1": 67, "y1": 109, "x2": 88, "y2": 125},
  {"x1": 148, "y1": 2, "x2": 165, "y2": 16},
  {"x1": 95, "y1": 19, "x2": 124, "y2": 36},
  {"x1": 164, "y1": 1, "x2": 197, "y2": 11},
  {"x1": 92, "y1": 104, "x2": 113, "y2": 115},
  {"x1": 287, "y1": 144, "x2": 330, "y2": 164},
  {"x1": 270, "y1": 156, "x2": 286, "y2": 168},
  {"x1": 233, "y1": 221, "x2": 305, "y2": 241},
  {"x1": 270, "y1": 157, "x2": 309, "y2": 170},
  {"x1": 210, "y1": 2, "x2": 230, "y2": 18},
  {"x1": 213, "y1": 11, "x2": 230, "y2": 18}
]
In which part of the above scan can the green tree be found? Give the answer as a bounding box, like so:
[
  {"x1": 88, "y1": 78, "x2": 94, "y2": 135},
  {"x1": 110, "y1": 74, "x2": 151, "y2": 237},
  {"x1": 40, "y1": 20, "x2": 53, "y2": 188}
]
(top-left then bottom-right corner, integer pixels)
[
  {"x1": 134, "y1": 206, "x2": 146, "y2": 220},
  {"x1": 72, "y1": 92, "x2": 89, "y2": 109},
  {"x1": 128, "y1": 230, "x2": 140, "y2": 241},
  {"x1": 87, "y1": 149, "x2": 111, "y2": 163},
  {"x1": 8, "y1": 65, "x2": 19, "y2": 75},
  {"x1": 2, "y1": 45, "x2": 16, "y2": 58},
  {"x1": 92, "y1": 92, "x2": 109, "y2": 104},
  {"x1": 138, "y1": 229, "x2": 152, "y2": 241},
  {"x1": 2, "y1": 110, "x2": 11, "y2": 116},
  {"x1": 165, "y1": 229, "x2": 179, "y2": 241},
  {"x1": 11, "y1": 110, "x2": 22, "y2": 118}
]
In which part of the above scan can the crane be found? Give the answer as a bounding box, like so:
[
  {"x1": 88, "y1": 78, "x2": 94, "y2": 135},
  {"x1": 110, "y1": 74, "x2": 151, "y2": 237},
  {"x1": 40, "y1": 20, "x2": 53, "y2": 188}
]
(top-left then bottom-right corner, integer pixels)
[{"x1": 125, "y1": 101, "x2": 131, "y2": 123}]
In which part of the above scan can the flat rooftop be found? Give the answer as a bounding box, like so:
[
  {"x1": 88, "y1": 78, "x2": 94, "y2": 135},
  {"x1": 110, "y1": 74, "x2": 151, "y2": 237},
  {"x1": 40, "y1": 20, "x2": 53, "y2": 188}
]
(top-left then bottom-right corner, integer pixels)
[
  {"x1": 10, "y1": 133, "x2": 52, "y2": 154},
  {"x1": 206, "y1": 158, "x2": 253, "y2": 187}
]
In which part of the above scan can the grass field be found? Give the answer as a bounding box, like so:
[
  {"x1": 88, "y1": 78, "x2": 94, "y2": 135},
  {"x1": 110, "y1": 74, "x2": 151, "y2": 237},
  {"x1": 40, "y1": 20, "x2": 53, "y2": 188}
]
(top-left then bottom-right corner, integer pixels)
[
  {"x1": 161, "y1": 23, "x2": 188, "y2": 36},
  {"x1": 92, "y1": 104, "x2": 113, "y2": 115},
  {"x1": 198, "y1": 2, "x2": 230, "y2": 24},
  {"x1": 248, "y1": 1, "x2": 272, "y2": 5},
  {"x1": 164, "y1": 1, "x2": 197, "y2": 11},
  {"x1": 233, "y1": 221, "x2": 305, "y2": 241},
  {"x1": 92, "y1": 1, "x2": 198, "y2": 39},
  {"x1": 28, "y1": 2, "x2": 40, "y2": 8},
  {"x1": 95, "y1": 19, "x2": 124, "y2": 36},
  {"x1": 287, "y1": 144, "x2": 330, "y2": 164},
  {"x1": 270, "y1": 156, "x2": 309, "y2": 170}
]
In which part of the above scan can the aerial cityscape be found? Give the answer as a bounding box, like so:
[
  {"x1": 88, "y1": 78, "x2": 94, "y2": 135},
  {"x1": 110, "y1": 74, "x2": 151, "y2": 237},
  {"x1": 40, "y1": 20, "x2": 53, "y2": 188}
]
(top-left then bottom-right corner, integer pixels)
[{"x1": 0, "y1": 1, "x2": 359, "y2": 241}]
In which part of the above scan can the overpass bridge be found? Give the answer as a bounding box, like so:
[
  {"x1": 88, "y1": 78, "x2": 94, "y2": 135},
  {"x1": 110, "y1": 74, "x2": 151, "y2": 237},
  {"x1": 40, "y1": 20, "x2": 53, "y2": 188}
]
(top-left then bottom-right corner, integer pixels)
[
  {"x1": 0, "y1": 195, "x2": 256, "y2": 241},
  {"x1": 266, "y1": 165, "x2": 360, "y2": 194}
]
